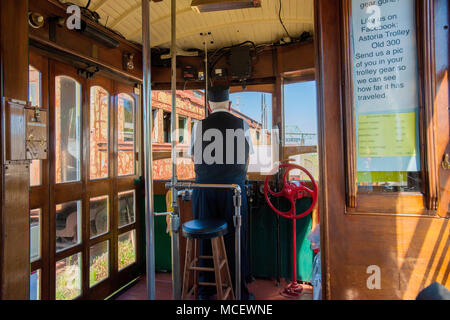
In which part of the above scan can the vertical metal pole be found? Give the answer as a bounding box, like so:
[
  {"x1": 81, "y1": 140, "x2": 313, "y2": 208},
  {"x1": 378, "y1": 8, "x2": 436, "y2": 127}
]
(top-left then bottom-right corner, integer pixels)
[
  {"x1": 169, "y1": 0, "x2": 182, "y2": 300},
  {"x1": 141, "y1": 0, "x2": 156, "y2": 300},
  {"x1": 292, "y1": 218, "x2": 297, "y2": 284},
  {"x1": 233, "y1": 188, "x2": 242, "y2": 300},
  {"x1": 204, "y1": 40, "x2": 209, "y2": 117}
]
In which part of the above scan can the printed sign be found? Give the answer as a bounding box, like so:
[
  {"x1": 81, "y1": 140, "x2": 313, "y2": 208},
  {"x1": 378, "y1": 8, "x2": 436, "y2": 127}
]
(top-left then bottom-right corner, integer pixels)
[{"x1": 352, "y1": 0, "x2": 420, "y2": 172}]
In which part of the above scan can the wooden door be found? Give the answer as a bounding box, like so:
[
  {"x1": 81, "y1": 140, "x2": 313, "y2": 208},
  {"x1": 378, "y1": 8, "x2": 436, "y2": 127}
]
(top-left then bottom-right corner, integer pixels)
[{"x1": 29, "y1": 55, "x2": 141, "y2": 300}]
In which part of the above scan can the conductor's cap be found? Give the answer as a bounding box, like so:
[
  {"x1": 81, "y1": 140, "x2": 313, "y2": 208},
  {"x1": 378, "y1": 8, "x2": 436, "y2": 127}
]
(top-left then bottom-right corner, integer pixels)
[{"x1": 208, "y1": 85, "x2": 229, "y2": 103}]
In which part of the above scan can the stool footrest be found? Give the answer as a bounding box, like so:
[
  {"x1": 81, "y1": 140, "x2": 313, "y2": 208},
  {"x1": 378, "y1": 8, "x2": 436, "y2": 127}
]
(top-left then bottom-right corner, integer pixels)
[
  {"x1": 190, "y1": 259, "x2": 226, "y2": 272},
  {"x1": 198, "y1": 282, "x2": 229, "y2": 287},
  {"x1": 190, "y1": 266, "x2": 214, "y2": 272}
]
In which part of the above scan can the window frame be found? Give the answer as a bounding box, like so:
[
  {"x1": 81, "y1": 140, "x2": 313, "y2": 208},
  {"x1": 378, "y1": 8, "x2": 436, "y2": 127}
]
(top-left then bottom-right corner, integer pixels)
[{"x1": 341, "y1": 0, "x2": 439, "y2": 215}]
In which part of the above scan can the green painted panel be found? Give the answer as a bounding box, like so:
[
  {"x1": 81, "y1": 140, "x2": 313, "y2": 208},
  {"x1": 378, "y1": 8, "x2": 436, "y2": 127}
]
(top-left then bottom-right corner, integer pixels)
[
  {"x1": 250, "y1": 198, "x2": 313, "y2": 281},
  {"x1": 154, "y1": 195, "x2": 172, "y2": 271}
]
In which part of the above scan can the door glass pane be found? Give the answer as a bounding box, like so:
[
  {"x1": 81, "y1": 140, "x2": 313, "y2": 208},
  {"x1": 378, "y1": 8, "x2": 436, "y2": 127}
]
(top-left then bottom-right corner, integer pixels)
[
  {"x1": 56, "y1": 200, "x2": 81, "y2": 252},
  {"x1": 29, "y1": 66, "x2": 43, "y2": 187},
  {"x1": 118, "y1": 230, "x2": 136, "y2": 270},
  {"x1": 55, "y1": 76, "x2": 82, "y2": 184},
  {"x1": 90, "y1": 195, "x2": 109, "y2": 238},
  {"x1": 30, "y1": 208, "x2": 41, "y2": 262},
  {"x1": 90, "y1": 241, "x2": 109, "y2": 287},
  {"x1": 118, "y1": 190, "x2": 135, "y2": 228},
  {"x1": 30, "y1": 269, "x2": 41, "y2": 300},
  {"x1": 90, "y1": 86, "x2": 109, "y2": 180},
  {"x1": 117, "y1": 93, "x2": 135, "y2": 176},
  {"x1": 56, "y1": 253, "x2": 81, "y2": 300},
  {"x1": 30, "y1": 160, "x2": 42, "y2": 187},
  {"x1": 29, "y1": 65, "x2": 41, "y2": 108},
  {"x1": 350, "y1": 1, "x2": 422, "y2": 192}
]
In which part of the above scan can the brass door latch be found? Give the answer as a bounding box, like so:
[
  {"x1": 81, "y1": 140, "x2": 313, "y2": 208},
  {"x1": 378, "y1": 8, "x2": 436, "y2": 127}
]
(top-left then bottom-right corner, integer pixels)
[{"x1": 442, "y1": 153, "x2": 450, "y2": 170}]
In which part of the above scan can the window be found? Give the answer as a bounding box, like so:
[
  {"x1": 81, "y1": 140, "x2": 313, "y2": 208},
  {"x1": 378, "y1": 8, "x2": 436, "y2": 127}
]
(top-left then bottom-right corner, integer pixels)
[
  {"x1": 89, "y1": 241, "x2": 109, "y2": 287},
  {"x1": 90, "y1": 86, "x2": 110, "y2": 180},
  {"x1": 349, "y1": 0, "x2": 422, "y2": 193},
  {"x1": 30, "y1": 208, "x2": 41, "y2": 262},
  {"x1": 29, "y1": 65, "x2": 41, "y2": 108},
  {"x1": 55, "y1": 76, "x2": 82, "y2": 184},
  {"x1": 152, "y1": 109, "x2": 159, "y2": 142},
  {"x1": 56, "y1": 253, "x2": 82, "y2": 300},
  {"x1": 117, "y1": 93, "x2": 135, "y2": 176},
  {"x1": 178, "y1": 116, "x2": 186, "y2": 143},
  {"x1": 118, "y1": 190, "x2": 135, "y2": 228},
  {"x1": 118, "y1": 230, "x2": 136, "y2": 270},
  {"x1": 56, "y1": 200, "x2": 81, "y2": 252},
  {"x1": 29, "y1": 66, "x2": 42, "y2": 187},
  {"x1": 163, "y1": 111, "x2": 171, "y2": 143},
  {"x1": 30, "y1": 269, "x2": 41, "y2": 300},
  {"x1": 30, "y1": 160, "x2": 42, "y2": 187},
  {"x1": 229, "y1": 91, "x2": 275, "y2": 174},
  {"x1": 90, "y1": 196, "x2": 109, "y2": 238},
  {"x1": 283, "y1": 81, "x2": 319, "y2": 181}
]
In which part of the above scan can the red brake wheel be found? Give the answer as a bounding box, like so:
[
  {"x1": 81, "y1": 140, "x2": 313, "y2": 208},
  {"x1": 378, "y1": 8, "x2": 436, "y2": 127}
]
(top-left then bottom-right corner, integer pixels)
[{"x1": 264, "y1": 163, "x2": 318, "y2": 219}]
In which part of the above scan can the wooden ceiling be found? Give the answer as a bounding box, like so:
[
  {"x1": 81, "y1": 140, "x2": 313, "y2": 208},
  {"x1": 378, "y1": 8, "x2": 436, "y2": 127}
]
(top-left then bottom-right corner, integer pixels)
[{"x1": 64, "y1": 0, "x2": 314, "y2": 49}]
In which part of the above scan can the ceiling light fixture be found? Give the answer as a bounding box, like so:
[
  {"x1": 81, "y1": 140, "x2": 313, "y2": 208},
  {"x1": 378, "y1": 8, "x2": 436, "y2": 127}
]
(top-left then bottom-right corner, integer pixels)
[{"x1": 191, "y1": 0, "x2": 261, "y2": 13}]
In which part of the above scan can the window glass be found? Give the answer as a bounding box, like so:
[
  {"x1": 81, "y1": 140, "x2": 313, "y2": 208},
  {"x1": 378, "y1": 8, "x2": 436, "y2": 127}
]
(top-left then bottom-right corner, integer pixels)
[
  {"x1": 283, "y1": 82, "x2": 319, "y2": 181},
  {"x1": 90, "y1": 86, "x2": 109, "y2": 180},
  {"x1": 90, "y1": 196, "x2": 109, "y2": 238},
  {"x1": 30, "y1": 208, "x2": 41, "y2": 262},
  {"x1": 30, "y1": 269, "x2": 41, "y2": 300},
  {"x1": 117, "y1": 93, "x2": 135, "y2": 176},
  {"x1": 56, "y1": 200, "x2": 81, "y2": 252},
  {"x1": 30, "y1": 160, "x2": 42, "y2": 187},
  {"x1": 178, "y1": 116, "x2": 186, "y2": 143},
  {"x1": 29, "y1": 65, "x2": 41, "y2": 108},
  {"x1": 163, "y1": 111, "x2": 171, "y2": 143},
  {"x1": 351, "y1": 0, "x2": 421, "y2": 192},
  {"x1": 152, "y1": 109, "x2": 159, "y2": 142},
  {"x1": 118, "y1": 190, "x2": 135, "y2": 228},
  {"x1": 56, "y1": 253, "x2": 81, "y2": 300},
  {"x1": 55, "y1": 76, "x2": 82, "y2": 184},
  {"x1": 118, "y1": 230, "x2": 136, "y2": 270},
  {"x1": 29, "y1": 66, "x2": 42, "y2": 187},
  {"x1": 90, "y1": 241, "x2": 109, "y2": 287},
  {"x1": 229, "y1": 92, "x2": 276, "y2": 175}
]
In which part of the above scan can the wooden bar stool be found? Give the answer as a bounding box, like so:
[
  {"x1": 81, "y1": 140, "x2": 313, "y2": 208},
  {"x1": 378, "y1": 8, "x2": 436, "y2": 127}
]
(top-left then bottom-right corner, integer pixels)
[{"x1": 181, "y1": 219, "x2": 235, "y2": 300}]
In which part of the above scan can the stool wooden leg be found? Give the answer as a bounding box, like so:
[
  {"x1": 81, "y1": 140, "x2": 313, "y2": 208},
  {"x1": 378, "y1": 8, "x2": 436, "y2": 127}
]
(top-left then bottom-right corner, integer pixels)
[
  {"x1": 220, "y1": 236, "x2": 235, "y2": 300},
  {"x1": 193, "y1": 239, "x2": 199, "y2": 300},
  {"x1": 211, "y1": 237, "x2": 224, "y2": 300},
  {"x1": 182, "y1": 238, "x2": 193, "y2": 300}
]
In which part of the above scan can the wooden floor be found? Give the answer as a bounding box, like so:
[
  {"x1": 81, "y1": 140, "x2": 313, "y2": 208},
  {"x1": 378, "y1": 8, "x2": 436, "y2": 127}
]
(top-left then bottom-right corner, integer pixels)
[{"x1": 115, "y1": 273, "x2": 313, "y2": 300}]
